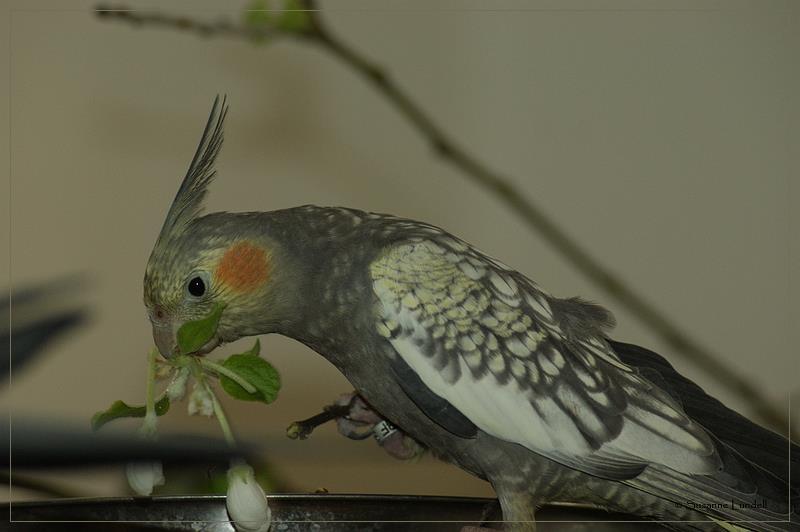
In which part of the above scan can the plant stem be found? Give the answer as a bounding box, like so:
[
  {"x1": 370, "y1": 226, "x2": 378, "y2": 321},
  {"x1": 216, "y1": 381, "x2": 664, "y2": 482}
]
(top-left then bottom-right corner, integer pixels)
[
  {"x1": 200, "y1": 358, "x2": 257, "y2": 394},
  {"x1": 206, "y1": 381, "x2": 237, "y2": 448},
  {"x1": 141, "y1": 347, "x2": 159, "y2": 436}
]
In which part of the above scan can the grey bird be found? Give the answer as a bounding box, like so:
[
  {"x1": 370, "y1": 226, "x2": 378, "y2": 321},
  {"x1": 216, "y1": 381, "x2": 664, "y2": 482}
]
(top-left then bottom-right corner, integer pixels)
[{"x1": 143, "y1": 97, "x2": 799, "y2": 531}]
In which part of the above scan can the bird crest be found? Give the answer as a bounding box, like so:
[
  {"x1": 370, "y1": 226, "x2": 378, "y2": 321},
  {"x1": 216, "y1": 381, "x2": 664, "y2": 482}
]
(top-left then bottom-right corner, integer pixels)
[{"x1": 155, "y1": 95, "x2": 228, "y2": 246}]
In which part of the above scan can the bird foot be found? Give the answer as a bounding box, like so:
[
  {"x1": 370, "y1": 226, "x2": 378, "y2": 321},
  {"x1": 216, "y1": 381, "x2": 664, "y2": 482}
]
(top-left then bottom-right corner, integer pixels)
[
  {"x1": 286, "y1": 392, "x2": 426, "y2": 460},
  {"x1": 334, "y1": 392, "x2": 427, "y2": 460},
  {"x1": 334, "y1": 392, "x2": 384, "y2": 439}
]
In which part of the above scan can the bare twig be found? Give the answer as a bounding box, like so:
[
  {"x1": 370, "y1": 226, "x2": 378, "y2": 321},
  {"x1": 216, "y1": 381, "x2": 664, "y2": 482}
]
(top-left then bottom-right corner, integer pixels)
[
  {"x1": 95, "y1": 5, "x2": 276, "y2": 40},
  {"x1": 94, "y1": 4, "x2": 793, "y2": 437},
  {"x1": 2, "y1": 471, "x2": 85, "y2": 498}
]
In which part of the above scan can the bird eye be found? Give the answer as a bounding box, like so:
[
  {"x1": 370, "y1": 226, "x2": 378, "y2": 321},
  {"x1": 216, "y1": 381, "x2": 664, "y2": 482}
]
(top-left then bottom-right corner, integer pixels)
[{"x1": 187, "y1": 276, "x2": 206, "y2": 297}]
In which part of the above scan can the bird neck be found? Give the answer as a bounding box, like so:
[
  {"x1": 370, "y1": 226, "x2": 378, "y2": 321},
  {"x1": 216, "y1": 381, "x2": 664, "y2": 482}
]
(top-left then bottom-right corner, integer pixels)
[{"x1": 246, "y1": 206, "x2": 380, "y2": 360}]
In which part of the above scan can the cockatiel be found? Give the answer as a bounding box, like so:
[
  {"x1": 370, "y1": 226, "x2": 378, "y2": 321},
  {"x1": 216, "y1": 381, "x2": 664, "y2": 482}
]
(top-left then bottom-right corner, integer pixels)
[{"x1": 144, "y1": 97, "x2": 799, "y2": 531}]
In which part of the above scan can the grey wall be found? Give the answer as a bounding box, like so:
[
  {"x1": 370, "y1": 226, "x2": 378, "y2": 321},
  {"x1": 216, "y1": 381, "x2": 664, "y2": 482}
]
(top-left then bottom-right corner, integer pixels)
[{"x1": 1, "y1": 0, "x2": 797, "y2": 499}]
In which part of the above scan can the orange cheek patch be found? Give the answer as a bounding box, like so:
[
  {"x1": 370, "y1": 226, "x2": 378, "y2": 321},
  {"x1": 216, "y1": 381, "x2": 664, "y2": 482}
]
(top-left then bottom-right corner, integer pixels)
[{"x1": 215, "y1": 241, "x2": 270, "y2": 293}]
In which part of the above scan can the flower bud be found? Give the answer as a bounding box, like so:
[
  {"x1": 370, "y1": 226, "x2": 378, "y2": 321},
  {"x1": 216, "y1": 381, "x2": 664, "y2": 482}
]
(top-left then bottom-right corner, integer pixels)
[
  {"x1": 188, "y1": 381, "x2": 214, "y2": 416},
  {"x1": 226, "y1": 463, "x2": 271, "y2": 532},
  {"x1": 126, "y1": 461, "x2": 165, "y2": 496}
]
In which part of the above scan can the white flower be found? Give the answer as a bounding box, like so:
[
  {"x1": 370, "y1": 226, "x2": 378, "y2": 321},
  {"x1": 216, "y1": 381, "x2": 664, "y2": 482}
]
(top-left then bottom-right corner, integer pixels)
[
  {"x1": 188, "y1": 381, "x2": 214, "y2": 416},
  {"x1": 126, "y1": 461, "x2": 165, "y2": 496},
  {"x1": 226, "y1": 463, "x2": 271, "y2": 532},
  {"x1": 166, "y1": 367, "x2": 191, "y2": 401}
]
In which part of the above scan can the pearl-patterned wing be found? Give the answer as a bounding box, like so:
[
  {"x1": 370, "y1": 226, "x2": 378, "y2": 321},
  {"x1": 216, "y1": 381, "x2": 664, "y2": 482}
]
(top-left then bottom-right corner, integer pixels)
[{"x1": 370, "y1": 237, "x2": 720, "y2": 479}]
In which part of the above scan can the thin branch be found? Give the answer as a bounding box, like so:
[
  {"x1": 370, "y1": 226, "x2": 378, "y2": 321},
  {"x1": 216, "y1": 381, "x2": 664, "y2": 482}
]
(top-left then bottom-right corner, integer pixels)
[
  {"x1": 286, "y1": 402, "x2": 354, "y2": 440},
  {"x1": 94, "y1": 6, "x2": 277, "y2": 40},
  {"x1": 94, "y1": 5, "x2": 793, "y2": 438}
]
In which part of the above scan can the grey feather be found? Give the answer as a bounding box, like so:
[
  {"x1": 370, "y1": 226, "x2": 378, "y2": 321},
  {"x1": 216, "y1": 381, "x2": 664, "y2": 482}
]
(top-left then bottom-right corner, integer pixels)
[
  {"x1": 551, "y1": 297, "x2": 617, "y2": 337},
  {"x1": 388, "y1": 353, "x2": 478, "y2": 439}
]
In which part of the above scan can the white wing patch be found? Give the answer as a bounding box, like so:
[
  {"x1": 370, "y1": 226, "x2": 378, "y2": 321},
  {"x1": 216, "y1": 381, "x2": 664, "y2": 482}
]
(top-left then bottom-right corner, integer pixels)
[
  {"x1": 371, "y1": 237, "x2": 720, "y2": 478},
  {"x1": 389, "y1": 304, "x2": 591, "y2": 455}
]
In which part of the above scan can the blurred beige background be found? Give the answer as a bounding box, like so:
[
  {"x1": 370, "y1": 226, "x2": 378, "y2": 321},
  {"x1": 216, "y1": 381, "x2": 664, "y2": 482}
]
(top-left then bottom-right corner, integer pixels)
[{"x1": 1, "y1": 0, "x2": 798, "y2": 500}]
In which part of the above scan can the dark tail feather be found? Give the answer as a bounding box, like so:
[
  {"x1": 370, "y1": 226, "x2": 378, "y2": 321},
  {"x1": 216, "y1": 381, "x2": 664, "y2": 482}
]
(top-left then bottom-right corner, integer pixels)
[{"x1": 608, "y1": 340, "x2": 799, "y2": 506}]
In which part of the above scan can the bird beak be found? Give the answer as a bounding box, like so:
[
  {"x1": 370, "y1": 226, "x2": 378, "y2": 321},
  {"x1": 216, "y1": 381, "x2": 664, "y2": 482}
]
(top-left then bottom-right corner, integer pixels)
[
  {"x1": 151, "y1": 322, "x2": 178, "y2": 359},
  {"x1": 151, "y1": 321, "x2": 221, "y2": 359}
]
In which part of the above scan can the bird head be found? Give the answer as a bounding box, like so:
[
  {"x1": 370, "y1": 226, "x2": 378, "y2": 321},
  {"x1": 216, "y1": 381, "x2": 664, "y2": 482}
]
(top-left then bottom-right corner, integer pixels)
[
  {"x1": 142, "y1": 97, "x2": 294, "y2": 358},
  {"x1": 144, "y1": 218, "x2": 277, "y2": 358}
]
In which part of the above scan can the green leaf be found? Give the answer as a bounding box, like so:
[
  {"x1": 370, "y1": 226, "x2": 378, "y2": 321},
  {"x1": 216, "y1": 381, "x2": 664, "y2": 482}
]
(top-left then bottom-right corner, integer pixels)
[
  {"x1": 277, "y1": 0, "x2": 312, "y2": 33},
  {"x1": 220, "y1": 344, "x2": 280, "y2": 404},
  {"x1": 91, "y1": 396, "x2": 170, "y2": 431},
  {"x1": 244, "y1": 0, "x2": 273, "y2": 43},
  {"x1": 176, "y1": 303, "x2": 224, "y2": 355},
  {"x1": 242, "y1": 337, "x2": 261, "y2": 357},
  {"x1": 244, "y1": 0, "x2": 272, "y2": 26}
]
